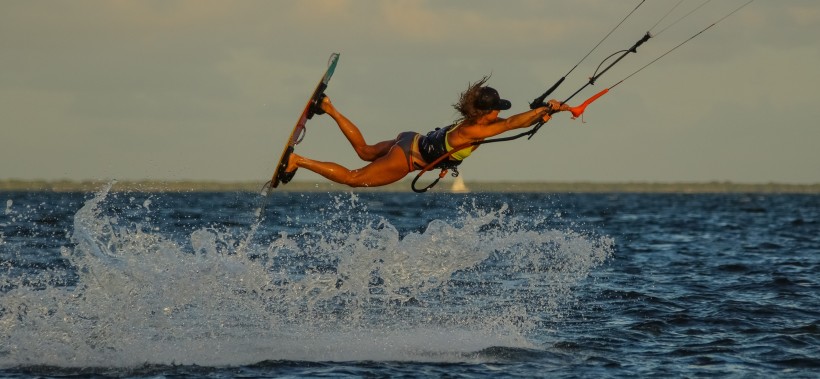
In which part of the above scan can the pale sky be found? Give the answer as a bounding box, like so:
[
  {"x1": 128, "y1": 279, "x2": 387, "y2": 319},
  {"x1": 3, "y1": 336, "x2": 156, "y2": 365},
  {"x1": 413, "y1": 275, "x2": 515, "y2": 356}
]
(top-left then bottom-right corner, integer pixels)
[{"x1": 2, "y1": 0, "x2": 819, "y2": 184}]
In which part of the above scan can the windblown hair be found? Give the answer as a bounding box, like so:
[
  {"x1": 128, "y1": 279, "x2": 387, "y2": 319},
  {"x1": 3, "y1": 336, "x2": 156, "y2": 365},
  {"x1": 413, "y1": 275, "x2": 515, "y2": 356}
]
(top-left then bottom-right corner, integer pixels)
[{"x1": 453, "y1": 76, "x2": 492, "y2": 124}]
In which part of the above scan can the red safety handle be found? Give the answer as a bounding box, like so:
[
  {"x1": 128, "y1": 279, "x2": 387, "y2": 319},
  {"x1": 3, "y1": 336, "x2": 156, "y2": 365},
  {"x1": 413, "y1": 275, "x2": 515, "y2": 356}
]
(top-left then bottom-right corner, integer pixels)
[{"x1": 568, "y1": 88, "x2": 609, "y2": 119}]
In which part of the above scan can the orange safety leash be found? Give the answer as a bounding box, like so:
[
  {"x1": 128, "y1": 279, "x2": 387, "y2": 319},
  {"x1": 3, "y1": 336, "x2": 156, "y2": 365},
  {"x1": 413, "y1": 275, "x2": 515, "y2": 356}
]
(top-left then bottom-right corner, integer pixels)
[{"x1": 411, "y1": 142, "x2": 473, "y2": 193}]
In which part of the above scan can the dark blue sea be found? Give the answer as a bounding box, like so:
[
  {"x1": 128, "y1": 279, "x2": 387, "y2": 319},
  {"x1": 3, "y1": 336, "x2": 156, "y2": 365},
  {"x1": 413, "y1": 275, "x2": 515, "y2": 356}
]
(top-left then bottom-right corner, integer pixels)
[{"x1": 1, "y1": 184, "x2": 818, "y2": 378}]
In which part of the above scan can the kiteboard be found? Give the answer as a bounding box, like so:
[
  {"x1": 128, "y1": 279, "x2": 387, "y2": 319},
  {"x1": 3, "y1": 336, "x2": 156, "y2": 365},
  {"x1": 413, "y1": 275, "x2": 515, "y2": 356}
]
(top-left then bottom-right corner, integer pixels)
[{"x1": 269, "y1": 52, "x2": 340, "y2": 189}]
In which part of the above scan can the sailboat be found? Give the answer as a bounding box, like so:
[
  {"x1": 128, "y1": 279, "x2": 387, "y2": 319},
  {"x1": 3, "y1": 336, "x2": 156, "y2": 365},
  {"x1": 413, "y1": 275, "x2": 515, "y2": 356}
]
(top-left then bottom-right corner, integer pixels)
[{"x1": 450, "y1": 175, "x2": 470, "y2": 193}]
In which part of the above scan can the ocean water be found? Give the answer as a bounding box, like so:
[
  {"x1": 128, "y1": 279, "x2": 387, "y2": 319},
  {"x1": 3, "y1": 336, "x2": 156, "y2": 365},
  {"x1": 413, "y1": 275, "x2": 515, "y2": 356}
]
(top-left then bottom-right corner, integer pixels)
[{"x1": 0, "y1": 185, "x2": 818, "y2": 378}]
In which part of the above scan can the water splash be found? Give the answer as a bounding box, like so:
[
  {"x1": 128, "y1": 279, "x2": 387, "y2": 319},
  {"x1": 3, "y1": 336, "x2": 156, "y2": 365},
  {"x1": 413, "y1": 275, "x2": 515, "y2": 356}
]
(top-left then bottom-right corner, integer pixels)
[{"x1": 0, "y1": 186, "x2": 613, "y2": 367}]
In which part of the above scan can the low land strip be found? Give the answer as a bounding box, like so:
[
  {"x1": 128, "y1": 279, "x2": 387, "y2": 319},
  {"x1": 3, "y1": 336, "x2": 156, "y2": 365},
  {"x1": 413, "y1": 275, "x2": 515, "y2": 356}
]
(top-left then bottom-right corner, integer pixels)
[{"x1": 2, "y1": 180, "x2": 819, "y2": 193}]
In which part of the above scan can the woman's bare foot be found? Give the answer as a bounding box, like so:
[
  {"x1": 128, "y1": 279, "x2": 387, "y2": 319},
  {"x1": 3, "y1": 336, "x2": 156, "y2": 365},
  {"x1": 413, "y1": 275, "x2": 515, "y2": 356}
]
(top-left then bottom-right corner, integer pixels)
[
  {"x1": 285, "y1": 152, "x2": 301, "y2": 173},
  {"x1": 319, "y1": 95, "x2": 336, "y2": 115}
]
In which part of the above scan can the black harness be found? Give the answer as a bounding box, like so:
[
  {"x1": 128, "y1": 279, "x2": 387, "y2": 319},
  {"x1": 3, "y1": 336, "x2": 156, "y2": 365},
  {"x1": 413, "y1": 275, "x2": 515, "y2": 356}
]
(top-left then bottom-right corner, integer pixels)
[{"x1": 418, "y1": 124, "x2": 463, "y2": 170}]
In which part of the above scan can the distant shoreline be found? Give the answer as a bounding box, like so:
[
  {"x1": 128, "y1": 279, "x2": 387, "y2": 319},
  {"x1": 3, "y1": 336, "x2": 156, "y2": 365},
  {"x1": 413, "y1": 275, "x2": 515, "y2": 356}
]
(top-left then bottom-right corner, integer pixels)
[{"x1": 1, "y1": 179, "x2": 819, "y2": 193}]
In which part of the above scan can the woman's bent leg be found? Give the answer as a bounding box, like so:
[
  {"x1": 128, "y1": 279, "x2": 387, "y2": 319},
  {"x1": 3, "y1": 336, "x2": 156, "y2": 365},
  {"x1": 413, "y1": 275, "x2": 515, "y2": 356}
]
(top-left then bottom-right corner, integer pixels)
[
  {"x1": 321, "y1": 97, "x2": 393, "y2": 161},
  {"x1": 290, "y1": 147, "x2": 410, "y2": 187}
]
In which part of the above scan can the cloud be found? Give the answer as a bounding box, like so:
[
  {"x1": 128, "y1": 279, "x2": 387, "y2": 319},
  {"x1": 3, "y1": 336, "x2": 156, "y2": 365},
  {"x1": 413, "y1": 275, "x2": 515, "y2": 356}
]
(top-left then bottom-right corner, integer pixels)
[
  {"x1": 787, "y1": 4, "x2": 820, "y2": 25},
  {"x1": 376, "y1": 0, "x2": 570, "y2": 49}
]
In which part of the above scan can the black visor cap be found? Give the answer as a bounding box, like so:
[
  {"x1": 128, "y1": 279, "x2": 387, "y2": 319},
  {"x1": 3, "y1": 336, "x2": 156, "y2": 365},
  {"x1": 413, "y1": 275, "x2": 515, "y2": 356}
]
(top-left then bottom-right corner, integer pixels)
[{"x1": 475, "y1": 87, "x2": 512, "y2": 111}]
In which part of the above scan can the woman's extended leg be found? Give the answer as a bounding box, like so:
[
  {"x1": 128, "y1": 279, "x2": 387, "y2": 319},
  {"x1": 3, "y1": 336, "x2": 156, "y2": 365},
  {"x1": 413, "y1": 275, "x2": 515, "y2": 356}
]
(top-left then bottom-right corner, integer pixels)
[
  {"x1": 320, "y1": 96, "x2": 394, "y2": 161},
  {"x1": 287, "y1": 146, "x2": 410, "y2": 187}
]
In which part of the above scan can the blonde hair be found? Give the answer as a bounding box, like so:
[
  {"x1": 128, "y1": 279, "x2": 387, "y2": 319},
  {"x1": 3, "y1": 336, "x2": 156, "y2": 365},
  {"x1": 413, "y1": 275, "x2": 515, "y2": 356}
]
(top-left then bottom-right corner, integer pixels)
[{"x1": 453, "y1": 76, "x2": 492, "y2": 123}]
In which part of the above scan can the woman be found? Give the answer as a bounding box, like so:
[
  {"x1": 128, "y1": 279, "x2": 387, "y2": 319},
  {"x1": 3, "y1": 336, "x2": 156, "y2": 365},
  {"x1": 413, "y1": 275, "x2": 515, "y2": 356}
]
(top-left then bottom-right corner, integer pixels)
[{"x1": 282, "y1": 77, "x2": 569, "y2": 187}]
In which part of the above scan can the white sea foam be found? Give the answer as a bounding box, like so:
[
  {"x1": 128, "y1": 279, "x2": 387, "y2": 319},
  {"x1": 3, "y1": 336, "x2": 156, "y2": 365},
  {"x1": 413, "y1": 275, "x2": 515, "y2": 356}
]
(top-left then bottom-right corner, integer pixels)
[{"x1": 0, "y1": 185, "x2": 613, "y2": 367}]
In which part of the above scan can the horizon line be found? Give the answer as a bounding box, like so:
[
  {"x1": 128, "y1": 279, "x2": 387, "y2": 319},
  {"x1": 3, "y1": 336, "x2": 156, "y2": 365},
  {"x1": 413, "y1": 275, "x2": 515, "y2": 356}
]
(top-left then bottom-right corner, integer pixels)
[{"x1": 2, "y1": 179, "x2": 819, "y2": 194}]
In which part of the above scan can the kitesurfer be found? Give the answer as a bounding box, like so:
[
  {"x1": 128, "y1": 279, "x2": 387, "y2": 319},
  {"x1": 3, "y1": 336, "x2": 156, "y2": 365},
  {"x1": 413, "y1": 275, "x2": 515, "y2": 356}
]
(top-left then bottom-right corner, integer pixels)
[{"x1": 282, "y1": 77, "x2": 570, "y2": 187}]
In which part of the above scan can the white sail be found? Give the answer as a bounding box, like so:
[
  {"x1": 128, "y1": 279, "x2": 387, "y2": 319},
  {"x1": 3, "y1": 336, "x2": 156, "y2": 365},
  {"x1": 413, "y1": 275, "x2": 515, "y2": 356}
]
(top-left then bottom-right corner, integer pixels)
[{"x1": 451, "y1": 176, "x2": 469, "y2": 193}]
